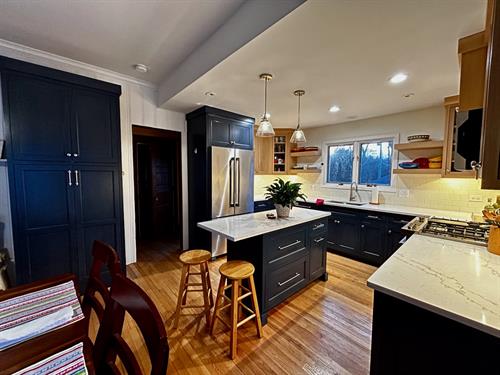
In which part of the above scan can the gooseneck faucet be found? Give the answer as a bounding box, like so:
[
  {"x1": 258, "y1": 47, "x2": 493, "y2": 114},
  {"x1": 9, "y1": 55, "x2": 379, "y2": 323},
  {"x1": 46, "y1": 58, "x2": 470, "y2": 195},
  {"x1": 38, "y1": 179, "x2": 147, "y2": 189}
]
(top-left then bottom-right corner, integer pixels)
[{"x1": 349, "y1": 181, "x2": 359, "y2": 202}]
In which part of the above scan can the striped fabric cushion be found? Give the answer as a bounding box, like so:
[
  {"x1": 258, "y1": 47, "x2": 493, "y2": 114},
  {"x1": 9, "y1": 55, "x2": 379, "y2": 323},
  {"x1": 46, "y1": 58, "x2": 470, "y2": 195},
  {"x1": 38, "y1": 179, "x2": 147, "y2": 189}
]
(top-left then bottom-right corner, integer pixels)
[
  {"x1": 13, "y1": 342, "x2": 87, "y2": 375},
  {"x1": 0, "y1": 280, "x2": 84, "y2": 349}
]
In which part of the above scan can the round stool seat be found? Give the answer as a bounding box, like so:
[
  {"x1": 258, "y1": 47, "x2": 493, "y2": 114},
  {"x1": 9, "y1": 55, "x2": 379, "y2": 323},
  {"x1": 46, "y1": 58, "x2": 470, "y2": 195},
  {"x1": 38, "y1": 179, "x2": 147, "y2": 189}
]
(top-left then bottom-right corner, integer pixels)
[
  {"x1": 179, "y1": 249, "x2": 211, "y2": 265},
  {"x1": 219, "y1": 260, "x2": 255, "y2": 280}
]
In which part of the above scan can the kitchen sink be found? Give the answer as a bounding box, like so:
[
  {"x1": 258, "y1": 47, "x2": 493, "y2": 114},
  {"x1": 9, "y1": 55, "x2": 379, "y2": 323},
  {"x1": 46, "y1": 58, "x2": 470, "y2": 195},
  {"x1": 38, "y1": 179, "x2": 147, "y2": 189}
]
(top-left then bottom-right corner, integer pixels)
[{"x1": 327, "y1": 200, "x2": 368, "y2": 206}]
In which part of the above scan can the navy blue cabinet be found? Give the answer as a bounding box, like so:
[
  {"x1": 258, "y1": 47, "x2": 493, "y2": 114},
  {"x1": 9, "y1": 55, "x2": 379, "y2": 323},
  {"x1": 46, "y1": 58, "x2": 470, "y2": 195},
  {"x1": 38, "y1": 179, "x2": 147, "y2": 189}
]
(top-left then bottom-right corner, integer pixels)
[{"x1": 1, "y1": 56, "x2": 124, "y2": 286}]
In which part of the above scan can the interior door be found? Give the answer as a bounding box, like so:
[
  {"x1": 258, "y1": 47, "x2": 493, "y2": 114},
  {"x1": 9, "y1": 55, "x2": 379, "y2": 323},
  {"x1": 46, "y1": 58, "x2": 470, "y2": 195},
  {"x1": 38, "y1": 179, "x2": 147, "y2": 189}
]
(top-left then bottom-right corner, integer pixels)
[
  {"x1": 12, "y1": 164, "x2": 77, "y2": 284},
  {"x1": 234, "y1": 148, "x2": 254, "y2": 215},
  {"x1": 72, "y1": 88, "x2": 119, "y2": 163}
]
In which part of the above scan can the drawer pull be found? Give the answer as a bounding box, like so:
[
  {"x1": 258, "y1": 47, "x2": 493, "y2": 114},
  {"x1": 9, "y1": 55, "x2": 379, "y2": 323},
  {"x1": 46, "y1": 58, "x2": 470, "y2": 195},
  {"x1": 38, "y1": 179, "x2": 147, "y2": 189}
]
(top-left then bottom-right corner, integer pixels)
[
  {"x1": 366, "y1": 215, "x2": 380, "y2": 220},
  {"x1": 256, "y1": 204, "x2": 267, "y2": 207},
  {"x1": 363, "y1": 251, "x2": 380, "y2": 257},
  {"x1": 326, "y1": 240, "x2": 335, "y2": 246},
  {"x1": 278, "y1": 240, "x2": 301, "y2": 250},
  {"x1": 278, "y1": 272, "x2": 301, "y2": 287},
  {"x1": 313, "y1": 223, "x2": 325, "y2": 230},
  {"x1": 314, "y1": 237, "x2": 325, "y2": 243}
]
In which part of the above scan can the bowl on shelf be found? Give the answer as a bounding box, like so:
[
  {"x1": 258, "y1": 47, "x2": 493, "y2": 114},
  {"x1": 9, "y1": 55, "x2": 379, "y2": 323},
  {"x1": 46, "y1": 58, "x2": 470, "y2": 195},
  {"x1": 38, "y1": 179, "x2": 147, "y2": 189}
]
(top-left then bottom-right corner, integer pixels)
[
  {"x1": 428, "y1": 155, "x2": 442, "y2": 169},
  {"x1": 399, "y1": 162, "x2": 419, "y2": 169},
  {"x1": 407, "y1": 134, "x2": 430, "y2": 142},
  {"x1": 412, "y1": 157, "x2": 429, "y2": 169}
]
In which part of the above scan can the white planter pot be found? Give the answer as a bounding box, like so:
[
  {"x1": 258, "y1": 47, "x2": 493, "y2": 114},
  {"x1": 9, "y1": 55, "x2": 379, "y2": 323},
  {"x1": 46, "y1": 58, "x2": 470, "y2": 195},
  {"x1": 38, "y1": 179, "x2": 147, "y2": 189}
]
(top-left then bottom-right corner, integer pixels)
[{"x1": 275, "y1": 204, "x2": 291, "y2": 218}]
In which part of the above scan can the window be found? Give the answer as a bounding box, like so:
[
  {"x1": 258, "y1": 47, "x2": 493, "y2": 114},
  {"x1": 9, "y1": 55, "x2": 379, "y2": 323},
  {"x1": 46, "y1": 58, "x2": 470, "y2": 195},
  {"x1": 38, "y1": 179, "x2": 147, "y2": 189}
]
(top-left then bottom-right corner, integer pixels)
[{"x1": 326, "y1": 138, "x2": 394, "y2": 186}]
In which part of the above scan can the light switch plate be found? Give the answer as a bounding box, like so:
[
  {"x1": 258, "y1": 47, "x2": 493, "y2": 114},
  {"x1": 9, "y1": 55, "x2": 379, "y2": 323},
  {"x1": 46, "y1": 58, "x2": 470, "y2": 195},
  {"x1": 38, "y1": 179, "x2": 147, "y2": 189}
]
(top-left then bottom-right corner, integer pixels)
[
  {"x1": 469, "y1": 194, "x2": 483, "y2": 202},
  {"x1": 398, "y1": 189, "x2": 410, "y2": 198}
]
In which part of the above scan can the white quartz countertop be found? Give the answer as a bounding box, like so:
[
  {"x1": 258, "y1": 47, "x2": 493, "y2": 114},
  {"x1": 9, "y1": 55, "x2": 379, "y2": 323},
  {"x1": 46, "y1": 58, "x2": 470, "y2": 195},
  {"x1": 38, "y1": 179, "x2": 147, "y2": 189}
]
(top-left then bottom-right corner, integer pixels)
[
  {"x1": 198, "y1": 207, "x2": 331, "y2": 242},
  {"x1": 254, "y1": 196, "x2": 473, "y2": 220},
  {"x1": 368, "y1": 235, "x2": 500, "y2": 338}
]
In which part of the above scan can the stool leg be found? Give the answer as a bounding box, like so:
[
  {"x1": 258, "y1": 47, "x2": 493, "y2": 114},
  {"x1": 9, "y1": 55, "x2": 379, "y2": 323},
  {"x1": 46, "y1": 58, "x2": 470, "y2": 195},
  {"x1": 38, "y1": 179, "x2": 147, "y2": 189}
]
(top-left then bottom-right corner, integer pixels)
[
  {"x1": 204, "y1": 261, "x2": 214, "y2": 307},
  {"x1": 230, "y1": 279, "x2": 239, "y2": 359},
  {"x1": 249, "y1": 275, "x2": 263, "y2": 338},
  {"x1": 200, "y1": 262, "x2": 211, "y2": 330},
  {"x1": 210, "y1": 275, "x2": 226, "y2": 336},
  {"x1": 182, "y1": 265, "x2": 190, "y2": 305},
  {"x1": 174, "y1": 264, "x2": 188, "y2": 328}
]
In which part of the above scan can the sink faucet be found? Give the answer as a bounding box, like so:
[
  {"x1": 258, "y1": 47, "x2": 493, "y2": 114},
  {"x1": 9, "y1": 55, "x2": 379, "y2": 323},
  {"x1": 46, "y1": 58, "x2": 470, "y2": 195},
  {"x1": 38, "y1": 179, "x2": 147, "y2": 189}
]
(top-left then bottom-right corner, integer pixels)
[{"x1": 349, "y1": 182, "x2": 359, "y2": 201}]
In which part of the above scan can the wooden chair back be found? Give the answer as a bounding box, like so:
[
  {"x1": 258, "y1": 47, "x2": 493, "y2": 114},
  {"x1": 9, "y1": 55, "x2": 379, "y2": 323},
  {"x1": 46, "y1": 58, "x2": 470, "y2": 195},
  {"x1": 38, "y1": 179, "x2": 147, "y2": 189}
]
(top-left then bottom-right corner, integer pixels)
[
  {"x1": 81, "y1": 240, "x2": 121, "y2": 330},
  {"x1": 94, "y1": 274, "x2": 169, "y2": 375}
]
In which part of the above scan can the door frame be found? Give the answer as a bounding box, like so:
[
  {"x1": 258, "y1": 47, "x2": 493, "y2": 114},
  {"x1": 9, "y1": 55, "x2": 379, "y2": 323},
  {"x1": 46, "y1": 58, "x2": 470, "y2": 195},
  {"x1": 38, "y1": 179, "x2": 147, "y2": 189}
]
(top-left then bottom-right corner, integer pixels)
[{"x1": 132, "y1": 125, "x2": 183, "y2": 249}]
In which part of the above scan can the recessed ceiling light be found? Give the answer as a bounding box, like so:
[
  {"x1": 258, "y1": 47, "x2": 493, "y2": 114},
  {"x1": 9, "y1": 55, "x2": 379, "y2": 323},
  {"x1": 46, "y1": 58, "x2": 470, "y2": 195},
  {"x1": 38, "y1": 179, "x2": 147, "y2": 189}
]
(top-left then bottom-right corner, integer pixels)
[
  {"x1": 204, "y1": 91, "x2": 216, "y2": 97},
  {"x1": 133, "y1": 64, "x2": 149, "y2": 73},
  {"x1": 329, "y1": 105, "x2": 341, "y2": 113},
  {"x1": 389, "y1": 72, "x2": 408, "y2": 84}
]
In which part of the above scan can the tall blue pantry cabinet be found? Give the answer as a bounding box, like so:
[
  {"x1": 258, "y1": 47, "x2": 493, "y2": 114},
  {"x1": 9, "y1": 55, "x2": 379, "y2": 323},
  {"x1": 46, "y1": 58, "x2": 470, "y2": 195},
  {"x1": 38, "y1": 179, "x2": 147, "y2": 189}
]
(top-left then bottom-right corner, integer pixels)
[{"x1": 0, "y1": 56, "x2": 125, "y2": 286}]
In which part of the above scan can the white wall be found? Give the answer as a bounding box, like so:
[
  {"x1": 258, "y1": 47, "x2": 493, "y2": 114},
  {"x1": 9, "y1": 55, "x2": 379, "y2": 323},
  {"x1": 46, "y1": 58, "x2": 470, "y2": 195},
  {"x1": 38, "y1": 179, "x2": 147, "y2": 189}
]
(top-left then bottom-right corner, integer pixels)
[{"x1": 0, "y1": 39, "x2": 189, "y2": 265}]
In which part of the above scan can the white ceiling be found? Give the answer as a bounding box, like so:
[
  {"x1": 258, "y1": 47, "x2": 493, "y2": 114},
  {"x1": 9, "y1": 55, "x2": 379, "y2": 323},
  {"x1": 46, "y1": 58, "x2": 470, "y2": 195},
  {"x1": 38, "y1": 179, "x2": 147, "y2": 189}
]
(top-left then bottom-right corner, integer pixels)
[
  {"x1": 0, "y1": 0, "x2": 244, "y2": 83},
  {"x1": 166, "y1": 0, "x2": 488, "y2": 128}
]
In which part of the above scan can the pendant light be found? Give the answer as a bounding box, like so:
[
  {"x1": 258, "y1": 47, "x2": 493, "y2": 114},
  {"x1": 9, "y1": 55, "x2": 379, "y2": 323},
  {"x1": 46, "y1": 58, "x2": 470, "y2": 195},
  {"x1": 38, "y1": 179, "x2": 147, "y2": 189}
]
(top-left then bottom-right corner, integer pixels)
[
  {"x1": 256, "y1": 73, "x2": 275, "y2": 137},
  {"x1": 290, "y1": 89, "x2": 307, "y2": 143}
]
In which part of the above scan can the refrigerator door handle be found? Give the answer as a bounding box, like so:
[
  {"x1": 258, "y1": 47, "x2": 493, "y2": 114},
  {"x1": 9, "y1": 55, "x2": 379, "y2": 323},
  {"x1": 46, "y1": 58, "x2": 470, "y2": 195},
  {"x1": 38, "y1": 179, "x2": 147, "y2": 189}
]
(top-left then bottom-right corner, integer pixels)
[
  {"x1": 235, "y1": 157, "x2": 241, "y2": 207},
  {"x1": 229, "y1": 157, "x2": 235, "y2": 207}
]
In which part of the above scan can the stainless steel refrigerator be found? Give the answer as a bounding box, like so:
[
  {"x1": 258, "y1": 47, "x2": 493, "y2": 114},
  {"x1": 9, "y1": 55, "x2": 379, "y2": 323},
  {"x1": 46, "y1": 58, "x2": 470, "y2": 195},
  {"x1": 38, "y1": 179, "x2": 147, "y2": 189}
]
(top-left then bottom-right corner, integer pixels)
[{"x1": 211, "y1": 146, "x2": 254, "y2": 257}]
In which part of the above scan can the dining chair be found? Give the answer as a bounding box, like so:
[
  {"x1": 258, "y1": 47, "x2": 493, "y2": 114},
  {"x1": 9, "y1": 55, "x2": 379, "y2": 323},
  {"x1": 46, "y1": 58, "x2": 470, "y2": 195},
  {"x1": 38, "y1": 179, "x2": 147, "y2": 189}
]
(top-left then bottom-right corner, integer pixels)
[
  {"x1": 81, "y1": 240, "x2": 122, "y2": 333},
  {"x1": 93, "y1": 274, "x2": 169, "y2": 375}
]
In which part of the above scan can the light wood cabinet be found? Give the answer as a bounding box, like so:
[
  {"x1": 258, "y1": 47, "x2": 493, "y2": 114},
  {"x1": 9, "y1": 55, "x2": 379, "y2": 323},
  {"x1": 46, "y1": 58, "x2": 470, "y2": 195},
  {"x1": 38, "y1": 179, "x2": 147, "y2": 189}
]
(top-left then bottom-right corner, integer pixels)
[{"x1": 254, "y1": 128, "x2": 295, "y2": 175}]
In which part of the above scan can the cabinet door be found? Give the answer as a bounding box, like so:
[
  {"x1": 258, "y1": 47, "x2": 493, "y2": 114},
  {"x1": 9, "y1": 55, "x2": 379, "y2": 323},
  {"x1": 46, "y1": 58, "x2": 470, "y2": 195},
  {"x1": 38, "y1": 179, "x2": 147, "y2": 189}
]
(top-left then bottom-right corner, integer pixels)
[
  {"x1": 4, "y1": 73, "x2": 72, "y2": 162},
  {"x1": 387, "y1": 217, "x2": 411, "y2": 257},
  {"x1": 359, "y1": 220, "x2": 387, "y2": 264},
  {"x1": 481, "y1": 0, "x2": 500, "y2": 189},
  {"x1": 73, "y1": 165, "x2": 124, "y2": 283},
  {"x1": 72, "y1": 89, "x2": 120, "y2": 163},
  {"x1": 209, "y1": 115, "x2": 231, "y2": 147},
  {"x1": 12, "y1": 164, "x2": 77, "y2": 284},
  {"x1": 327, "y1": 211, "x2": 360, "y2": 256},
  {"x1": 254, "y1": 130, "x2": 273, "y2": 174},
  {"x1": 230, "y1": 120, "x2": 253, "y2": 149},
  {"x1": 310, "y1": 232, "x2": 327, "y2": 280}
]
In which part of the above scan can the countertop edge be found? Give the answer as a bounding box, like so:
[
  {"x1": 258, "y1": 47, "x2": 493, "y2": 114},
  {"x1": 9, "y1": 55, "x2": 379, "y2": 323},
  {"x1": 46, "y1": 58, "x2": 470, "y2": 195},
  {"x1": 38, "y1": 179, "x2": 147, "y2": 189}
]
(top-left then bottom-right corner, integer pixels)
[{"x1": 367, "y1": 279, "x2": 500, "y2": 339}]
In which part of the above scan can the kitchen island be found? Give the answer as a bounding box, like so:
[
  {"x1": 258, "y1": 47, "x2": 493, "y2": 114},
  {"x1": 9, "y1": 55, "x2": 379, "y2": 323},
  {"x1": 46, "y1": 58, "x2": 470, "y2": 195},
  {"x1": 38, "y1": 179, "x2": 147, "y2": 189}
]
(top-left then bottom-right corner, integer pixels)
[
  {"x1": 198, "y1": 207, "x2": 331, "y2": 324},
  {"x1": 367, "y1": 234, "x2": 500, "y2": 374}
]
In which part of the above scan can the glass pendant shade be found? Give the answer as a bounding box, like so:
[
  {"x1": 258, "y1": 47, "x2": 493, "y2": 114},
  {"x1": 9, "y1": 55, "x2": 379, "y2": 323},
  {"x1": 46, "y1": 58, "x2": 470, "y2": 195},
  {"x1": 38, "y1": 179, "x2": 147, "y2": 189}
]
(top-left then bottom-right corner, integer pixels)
[
  {"x1": 290, "y1": 128, "x2": 306, "y2": 143},
  {"x1": 256, "y1": 73, "x2": 274, "y2": 137},
  {"x1": 290, "y1": 89, "x2": 306, "y2": 143},
  {"x1": 256, "y1": 116, "x2": 275, "y2": 137}
]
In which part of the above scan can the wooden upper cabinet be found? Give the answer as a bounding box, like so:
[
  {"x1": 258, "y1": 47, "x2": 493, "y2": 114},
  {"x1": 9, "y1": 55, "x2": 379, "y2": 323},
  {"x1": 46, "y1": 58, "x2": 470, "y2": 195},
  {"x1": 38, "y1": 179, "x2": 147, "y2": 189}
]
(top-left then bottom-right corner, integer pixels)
[
  {"x1": 458, "y1": 31, "x2": 488, "y2": 111},
  {"x1": 481, "y1": 0, "x2": 500, "y2": 189},
  {"x1": 254, "y1": 128, "x2": 273, "y2": 174},
  {"x1": 254, "y1": 128, "x2": 295, "y2": 175}
]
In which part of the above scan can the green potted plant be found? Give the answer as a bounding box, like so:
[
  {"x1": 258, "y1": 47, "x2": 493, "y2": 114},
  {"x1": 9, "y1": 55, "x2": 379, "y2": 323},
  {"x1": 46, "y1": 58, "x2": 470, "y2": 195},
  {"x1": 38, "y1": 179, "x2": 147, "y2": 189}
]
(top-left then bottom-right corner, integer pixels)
[{"x1": 264, "y1": 178, "x2": 307, "y2": 218}]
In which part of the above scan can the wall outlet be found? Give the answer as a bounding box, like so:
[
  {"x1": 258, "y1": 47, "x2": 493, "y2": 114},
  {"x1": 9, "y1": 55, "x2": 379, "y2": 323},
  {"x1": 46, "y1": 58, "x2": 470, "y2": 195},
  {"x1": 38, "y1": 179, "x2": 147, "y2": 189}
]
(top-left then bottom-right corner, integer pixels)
[
  {"x1": 469, "y1": 194, "x2": 483, "y2": 202},
  {"x1": 398, "y1": 189, "x2": 410, "y2": 198}
]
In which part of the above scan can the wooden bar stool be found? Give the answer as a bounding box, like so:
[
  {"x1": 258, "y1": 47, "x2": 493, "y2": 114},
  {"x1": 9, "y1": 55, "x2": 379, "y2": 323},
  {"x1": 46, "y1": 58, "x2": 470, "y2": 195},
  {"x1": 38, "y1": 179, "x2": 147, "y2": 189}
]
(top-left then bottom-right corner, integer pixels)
[
  {"x1": 173, "y1": 250, "x2": 214, "y2": 329},
  {"x1": 210, "y1": 260, "x2": 263, "y2": 359}
]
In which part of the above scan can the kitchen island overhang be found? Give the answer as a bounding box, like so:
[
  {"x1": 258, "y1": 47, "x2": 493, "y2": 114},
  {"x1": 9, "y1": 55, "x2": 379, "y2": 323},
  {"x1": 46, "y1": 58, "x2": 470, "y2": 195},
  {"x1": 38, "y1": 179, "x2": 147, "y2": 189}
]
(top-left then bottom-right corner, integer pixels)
[{"x1": 198, "y1": 207, "x2": 331, "y2": 324}]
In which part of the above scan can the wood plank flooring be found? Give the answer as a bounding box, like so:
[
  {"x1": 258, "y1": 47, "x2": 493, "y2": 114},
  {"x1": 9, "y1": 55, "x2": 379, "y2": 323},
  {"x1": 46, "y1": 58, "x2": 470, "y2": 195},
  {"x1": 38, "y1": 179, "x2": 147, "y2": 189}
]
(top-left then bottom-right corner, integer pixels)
[{"x1": 109, "y1": 241, "x2": 377, "y2": 375}]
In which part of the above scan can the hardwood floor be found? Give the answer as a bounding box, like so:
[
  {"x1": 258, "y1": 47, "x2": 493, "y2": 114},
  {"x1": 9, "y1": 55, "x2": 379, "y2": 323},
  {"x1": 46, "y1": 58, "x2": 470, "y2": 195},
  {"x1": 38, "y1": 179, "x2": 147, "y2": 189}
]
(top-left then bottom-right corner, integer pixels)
[{"x1": 115, "y1": 241, "x2": 377, "y2": 374}]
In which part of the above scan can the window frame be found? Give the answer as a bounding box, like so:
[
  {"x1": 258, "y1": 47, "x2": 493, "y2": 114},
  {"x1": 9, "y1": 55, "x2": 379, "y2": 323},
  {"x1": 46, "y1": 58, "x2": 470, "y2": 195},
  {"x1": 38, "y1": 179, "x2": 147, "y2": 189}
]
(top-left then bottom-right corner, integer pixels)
[{"x1": 323, "y1": 134, "x2": 398, "y2": 191}]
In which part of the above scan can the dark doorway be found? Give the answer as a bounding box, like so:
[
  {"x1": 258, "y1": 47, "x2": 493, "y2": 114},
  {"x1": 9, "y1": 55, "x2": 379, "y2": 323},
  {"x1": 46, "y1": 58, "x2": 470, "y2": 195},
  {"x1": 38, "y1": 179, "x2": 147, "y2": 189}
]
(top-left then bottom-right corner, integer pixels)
[{"x1": 132, "y1": 126, "x2": 182, "y2": 254}]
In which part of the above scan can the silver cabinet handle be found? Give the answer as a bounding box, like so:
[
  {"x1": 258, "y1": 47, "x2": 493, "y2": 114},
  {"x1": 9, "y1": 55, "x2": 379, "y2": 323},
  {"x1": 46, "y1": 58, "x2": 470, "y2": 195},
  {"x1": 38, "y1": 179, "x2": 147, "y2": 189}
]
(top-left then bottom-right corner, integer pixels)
[
  {"x1": 367, "y1": 215, "x2": 380, "y2": 220},
  {"x1": 74, "y1": 170, "x2": 80, "y2": 186},
  {"x1": 388, "y1": 229, "x2": 392, "y2": 235},
  {"x1": 278, "y1": 272, "x2": 301, "y2": 287},
  {"x1": 314, "y1": 237, "x2": 325, "y2": 243},
  {"x1": 67, "y1": 170, "x2": 72, "y2": 186},
  {"x1": 229, "y1": 157, "x2": 234, "y2": 207},
  {"x1": 361, "y1": 224, "x2": 365, "y2": 228},
  {"x1": 313, "y1": 223, "x2": 325, "y2": 230},
  {"x1": 235, "y1": 157, "x2": 240, "y2": 207},
  {"x1": 363, "y1": 251, "x2": 380, "y2": 257},
  {"x1": 73, "y1": 153, "x2": 79, "y2": 158},
  {"x1": 66, "y1": 153, "x2": 72, "y2": 157},
  {"x1": 278, "y1": 240, "x2": 301, "y2": 250}
]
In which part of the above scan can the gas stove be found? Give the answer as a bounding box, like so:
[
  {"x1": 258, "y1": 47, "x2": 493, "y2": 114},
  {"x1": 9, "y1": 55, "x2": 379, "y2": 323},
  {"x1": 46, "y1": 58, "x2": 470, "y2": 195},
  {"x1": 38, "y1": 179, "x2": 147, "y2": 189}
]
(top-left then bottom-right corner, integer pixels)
[{"x1": 403, "y1": 216, "x2": 490, "y2": 246}]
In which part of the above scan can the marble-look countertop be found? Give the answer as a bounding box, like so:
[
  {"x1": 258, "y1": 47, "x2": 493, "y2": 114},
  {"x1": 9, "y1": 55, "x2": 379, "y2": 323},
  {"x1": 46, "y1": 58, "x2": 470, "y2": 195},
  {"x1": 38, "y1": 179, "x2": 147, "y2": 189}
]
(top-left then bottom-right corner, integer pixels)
[
  {"x1": 198, "y1": 207, "x2": 331, "y2": 242},
  {"x1": 254, "y1": 195, "x2": 473, "y2": 221},
  {"x1": 368, "y1": 234, "x2": 500, "y2": 338}
]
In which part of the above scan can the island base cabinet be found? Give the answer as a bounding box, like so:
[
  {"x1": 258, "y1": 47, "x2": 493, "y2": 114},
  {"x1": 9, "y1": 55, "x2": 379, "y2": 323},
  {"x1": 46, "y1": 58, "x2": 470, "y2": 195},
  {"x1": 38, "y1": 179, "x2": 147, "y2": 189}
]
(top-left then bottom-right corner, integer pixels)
[
  {"x1": 226, "y1": 218, "x2": 328, "y2": 325},
  {"x1": 370, "y1": 291, "x2": 500, "y2": 375}
]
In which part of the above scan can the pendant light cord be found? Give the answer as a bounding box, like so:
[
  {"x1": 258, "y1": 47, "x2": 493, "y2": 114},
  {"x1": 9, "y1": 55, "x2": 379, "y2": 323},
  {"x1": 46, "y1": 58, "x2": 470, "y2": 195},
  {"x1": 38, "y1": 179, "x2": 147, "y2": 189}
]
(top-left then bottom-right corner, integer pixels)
[
  {"x1": 296, "y1": 93, "x2": 301, "y2": 130},
  {"x1": 264, "y1": 78, "x2": 268, "y2": 119}
]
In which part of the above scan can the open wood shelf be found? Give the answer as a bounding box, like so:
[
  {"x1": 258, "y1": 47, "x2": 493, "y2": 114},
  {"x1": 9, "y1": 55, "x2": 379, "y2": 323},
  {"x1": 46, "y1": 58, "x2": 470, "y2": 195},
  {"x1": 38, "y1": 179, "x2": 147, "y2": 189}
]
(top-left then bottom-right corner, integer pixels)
[
  {"x1": 291, "y1": 150, "x2": 321, "y2": 157},
  {"x1": 393, "y1": 168, "x2": 442, "y2": 175},
  {"x1": 394, "y1": 141, "x2": 444, "y2": 151}
]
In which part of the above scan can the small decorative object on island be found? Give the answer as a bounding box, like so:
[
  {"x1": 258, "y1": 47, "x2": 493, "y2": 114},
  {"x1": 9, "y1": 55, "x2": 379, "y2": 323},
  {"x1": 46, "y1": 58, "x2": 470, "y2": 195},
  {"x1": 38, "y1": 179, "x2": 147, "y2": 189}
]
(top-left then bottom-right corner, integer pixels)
[
  {"x1": 264, "y1": 178, "x2": 306, "y2": 218},
  {"x1": 482, "y1": 209, "x2": 500, "y2": 255}
]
